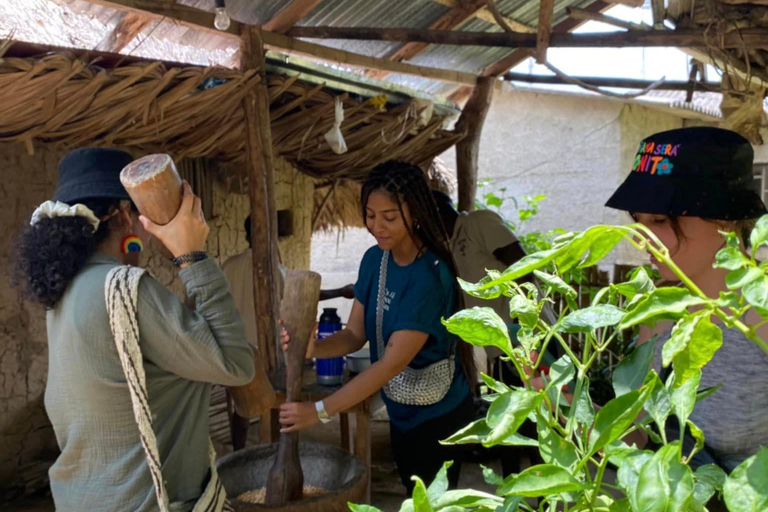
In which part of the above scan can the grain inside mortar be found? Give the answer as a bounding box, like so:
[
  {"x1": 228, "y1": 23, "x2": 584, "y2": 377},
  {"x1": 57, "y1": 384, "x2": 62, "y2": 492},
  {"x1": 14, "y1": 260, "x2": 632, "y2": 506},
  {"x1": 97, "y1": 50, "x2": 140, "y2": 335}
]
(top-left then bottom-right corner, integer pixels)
[{"x1": 235, "y1": 486, "x2": 325, "y2": 504}]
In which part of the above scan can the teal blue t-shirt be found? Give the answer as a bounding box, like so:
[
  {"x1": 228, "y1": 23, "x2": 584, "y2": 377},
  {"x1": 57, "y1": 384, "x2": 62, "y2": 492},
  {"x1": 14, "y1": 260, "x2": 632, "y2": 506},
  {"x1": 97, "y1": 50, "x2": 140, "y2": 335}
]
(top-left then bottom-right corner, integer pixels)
[{"x1": 354, "y1": 245, "x2": 470, "y2": 431}]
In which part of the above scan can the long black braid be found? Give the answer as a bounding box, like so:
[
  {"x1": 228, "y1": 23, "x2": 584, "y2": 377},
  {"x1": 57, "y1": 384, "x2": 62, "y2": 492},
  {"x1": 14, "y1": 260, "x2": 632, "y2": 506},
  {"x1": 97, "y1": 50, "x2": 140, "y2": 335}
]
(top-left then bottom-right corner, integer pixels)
[{"x1": 361, "y1": 160, "x2": 477, "y2": 390}]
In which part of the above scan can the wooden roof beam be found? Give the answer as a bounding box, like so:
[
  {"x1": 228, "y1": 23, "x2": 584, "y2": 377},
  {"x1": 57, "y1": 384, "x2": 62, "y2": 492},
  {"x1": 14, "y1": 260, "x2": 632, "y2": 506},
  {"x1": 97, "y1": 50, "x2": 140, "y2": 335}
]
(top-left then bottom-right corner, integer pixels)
[
  {"x1": 95, "y1": 11, "x2": 153, "y2": 53},
  {"x1": 79, "y1": 0, "x2": 478, "y2": 85},
  {"x1": 427, "y1": 0, "x2": 535, "y2": 33},
  {"x1": 263, "y1": 0, "x2": 326, "y2": 34},
  {"x1": 285, "y1": 25, "x2": 768, "y2": 49},
  {"x1": 566, "y1": 6, "x2": 651, "y2": 31},
  {"x1": 367, "y1": 0, "x2": 487, "y2": 81},
  {"x1": 449, "y1": 0, "x2": 613, "y2": 103}
]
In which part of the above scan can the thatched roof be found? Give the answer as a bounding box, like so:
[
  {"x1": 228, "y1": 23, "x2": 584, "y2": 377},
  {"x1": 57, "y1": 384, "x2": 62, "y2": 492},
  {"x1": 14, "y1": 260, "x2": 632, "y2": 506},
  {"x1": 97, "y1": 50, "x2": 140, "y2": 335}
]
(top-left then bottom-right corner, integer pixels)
[
  {"x1": 312, "y1": 156, "x2": 456, "y2": 232},
  {"x1": 0, "y1": 45, "x2": 463, "y2": 182}
]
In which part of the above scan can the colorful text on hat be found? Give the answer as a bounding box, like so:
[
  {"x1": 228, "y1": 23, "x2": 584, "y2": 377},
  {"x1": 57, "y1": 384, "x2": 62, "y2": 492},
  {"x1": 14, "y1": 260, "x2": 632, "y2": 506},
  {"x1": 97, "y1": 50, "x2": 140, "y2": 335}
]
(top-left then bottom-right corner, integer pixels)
[
  {"x1": 121, "y1": 235, "x2": 144, "y2": 254},
  {"x1": 632, "y1": 141, "x2": 680, "y2": 175}
]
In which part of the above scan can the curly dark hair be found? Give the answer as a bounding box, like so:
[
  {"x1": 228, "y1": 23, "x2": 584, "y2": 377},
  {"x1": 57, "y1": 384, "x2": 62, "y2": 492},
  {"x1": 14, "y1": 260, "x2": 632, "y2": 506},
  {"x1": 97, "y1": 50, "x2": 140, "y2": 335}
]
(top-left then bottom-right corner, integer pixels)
[
  {"x1": 361, "y1": 160, "x2": 477, "y2": 388},
  {"x1": 13, "y1": 198, "x2": 119, "y2": 308}
]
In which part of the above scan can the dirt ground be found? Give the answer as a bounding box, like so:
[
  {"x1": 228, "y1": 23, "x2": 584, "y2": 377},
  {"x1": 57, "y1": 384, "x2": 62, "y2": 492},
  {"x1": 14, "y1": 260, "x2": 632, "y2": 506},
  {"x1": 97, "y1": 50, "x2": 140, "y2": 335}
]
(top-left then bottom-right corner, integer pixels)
[{"x1": 4, "y1": 414, "x2": 508, "y2": 512}]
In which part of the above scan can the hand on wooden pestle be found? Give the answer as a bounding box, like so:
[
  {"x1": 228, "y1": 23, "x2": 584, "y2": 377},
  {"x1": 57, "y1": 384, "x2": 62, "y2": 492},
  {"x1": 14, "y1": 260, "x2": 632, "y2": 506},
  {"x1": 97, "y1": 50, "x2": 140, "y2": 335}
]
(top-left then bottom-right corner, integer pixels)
[
  {"x1": 279, "y1": 319, "x2": 316, "y2": 359},
  {"x1": 139, "y1": 182, "x2": 209, "y2": 263},
  {"x1": 278, "y1": 401, "x2": 319, "y2": 433}
]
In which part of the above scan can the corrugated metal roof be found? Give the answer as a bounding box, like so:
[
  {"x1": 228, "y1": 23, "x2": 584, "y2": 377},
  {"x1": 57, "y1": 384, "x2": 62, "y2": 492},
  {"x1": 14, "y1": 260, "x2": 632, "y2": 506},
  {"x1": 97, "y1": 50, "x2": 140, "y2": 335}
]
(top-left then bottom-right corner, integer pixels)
[
  {"x1": 297, "y1": 0, "x2": 450, "y2": 59},
  {"x1": 4, "y1": 0, "x2": 611, "y2": 100}
]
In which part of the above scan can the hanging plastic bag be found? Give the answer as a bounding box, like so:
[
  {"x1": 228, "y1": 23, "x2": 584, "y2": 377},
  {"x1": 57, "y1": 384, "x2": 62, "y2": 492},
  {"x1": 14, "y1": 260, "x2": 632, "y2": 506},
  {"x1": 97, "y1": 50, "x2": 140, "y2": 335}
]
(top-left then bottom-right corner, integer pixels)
[
  {"x1": 413, "y1": 98, "x2": 434, "y2": 127},
  {"x1": 324, "y1": 96, "x2": 348, "y2": 155}
]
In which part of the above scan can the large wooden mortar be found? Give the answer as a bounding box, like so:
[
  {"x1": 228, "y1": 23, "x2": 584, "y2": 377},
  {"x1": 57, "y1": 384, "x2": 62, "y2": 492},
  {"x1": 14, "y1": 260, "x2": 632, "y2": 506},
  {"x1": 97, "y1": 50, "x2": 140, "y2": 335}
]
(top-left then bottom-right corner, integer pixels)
[{"x1": 217, "y1": 442, "x2": 367, "y2": 512}]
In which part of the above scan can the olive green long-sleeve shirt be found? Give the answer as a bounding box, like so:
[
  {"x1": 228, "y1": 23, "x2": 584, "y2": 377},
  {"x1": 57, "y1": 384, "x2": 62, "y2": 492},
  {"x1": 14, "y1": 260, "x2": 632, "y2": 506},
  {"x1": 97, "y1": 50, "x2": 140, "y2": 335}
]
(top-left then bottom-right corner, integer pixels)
[{"x1": 45, "y1": 252, "x2": 255, "y2": 512}]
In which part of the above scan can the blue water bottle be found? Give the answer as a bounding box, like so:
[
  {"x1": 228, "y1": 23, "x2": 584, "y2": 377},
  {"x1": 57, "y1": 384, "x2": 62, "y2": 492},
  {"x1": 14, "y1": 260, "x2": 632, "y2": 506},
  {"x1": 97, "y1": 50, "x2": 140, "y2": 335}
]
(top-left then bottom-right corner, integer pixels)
[{"x1": 316, "y1": 308, "x2": 344, "y2": 386}]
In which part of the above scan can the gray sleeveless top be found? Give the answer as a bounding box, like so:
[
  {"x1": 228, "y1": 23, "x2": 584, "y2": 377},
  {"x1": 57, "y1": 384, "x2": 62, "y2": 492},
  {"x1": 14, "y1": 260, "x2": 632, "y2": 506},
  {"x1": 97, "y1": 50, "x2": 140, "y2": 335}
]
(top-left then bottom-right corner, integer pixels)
[{"x1": 653, "y1": 323, "x2": 768, "y2": 471}]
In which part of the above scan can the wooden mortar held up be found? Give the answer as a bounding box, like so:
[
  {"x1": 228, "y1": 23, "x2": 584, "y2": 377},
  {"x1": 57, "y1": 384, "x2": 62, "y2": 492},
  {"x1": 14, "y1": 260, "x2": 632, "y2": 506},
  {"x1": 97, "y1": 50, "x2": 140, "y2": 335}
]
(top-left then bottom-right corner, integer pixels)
[{"x1": 120, "y1": 154, "x2": 183, "y2": 225}]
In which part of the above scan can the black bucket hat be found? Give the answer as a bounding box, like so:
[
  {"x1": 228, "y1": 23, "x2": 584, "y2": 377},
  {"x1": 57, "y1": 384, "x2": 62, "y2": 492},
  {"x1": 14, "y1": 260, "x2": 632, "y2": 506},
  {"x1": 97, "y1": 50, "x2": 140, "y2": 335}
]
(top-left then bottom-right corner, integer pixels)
[
  {"x1": 605, "y1": 127, "x2": 767, "y2": 221},
  {"x1": 53, "y1": 148, "x2": 134, "y2": 204}
]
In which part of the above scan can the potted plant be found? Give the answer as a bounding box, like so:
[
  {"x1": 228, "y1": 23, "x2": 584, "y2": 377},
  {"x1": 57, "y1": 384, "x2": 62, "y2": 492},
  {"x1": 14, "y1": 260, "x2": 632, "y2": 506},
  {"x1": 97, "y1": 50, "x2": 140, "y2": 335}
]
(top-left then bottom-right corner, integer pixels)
[{"x1": 350, "y1": 217, "x2": 768, "y2": 512}]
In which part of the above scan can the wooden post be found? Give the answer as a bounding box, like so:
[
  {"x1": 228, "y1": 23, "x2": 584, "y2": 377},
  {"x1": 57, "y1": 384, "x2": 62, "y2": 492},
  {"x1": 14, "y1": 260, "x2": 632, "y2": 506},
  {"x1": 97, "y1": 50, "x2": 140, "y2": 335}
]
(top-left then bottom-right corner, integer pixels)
[
  {"x1": 241, "y1": 25, "x2": 281, "y2": 372},
  {"x1": 535, "y1": 0, "x2": 555, "y2": 63},
  {"x1": 455, "y1": 76, "x2": 495, "y2": 212}
]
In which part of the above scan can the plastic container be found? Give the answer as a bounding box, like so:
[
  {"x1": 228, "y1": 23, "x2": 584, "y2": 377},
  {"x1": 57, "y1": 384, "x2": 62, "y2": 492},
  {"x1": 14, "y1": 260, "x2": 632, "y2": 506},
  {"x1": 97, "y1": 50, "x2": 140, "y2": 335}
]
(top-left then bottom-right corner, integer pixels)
[
  {"x1": 346, "y1": 347, "x2": 370, "y2": 375},
  {"x1": 316, "y1": 308, "x2": 344, "y2": 386}
]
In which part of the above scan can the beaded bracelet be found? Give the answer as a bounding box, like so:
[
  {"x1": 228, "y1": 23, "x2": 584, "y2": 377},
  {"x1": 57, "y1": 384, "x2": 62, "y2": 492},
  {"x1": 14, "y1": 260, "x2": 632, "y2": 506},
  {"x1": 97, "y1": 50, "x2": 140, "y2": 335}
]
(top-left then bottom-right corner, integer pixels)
[{"x1": 172, "y1": 251, "x2": 208, "y2": 267}]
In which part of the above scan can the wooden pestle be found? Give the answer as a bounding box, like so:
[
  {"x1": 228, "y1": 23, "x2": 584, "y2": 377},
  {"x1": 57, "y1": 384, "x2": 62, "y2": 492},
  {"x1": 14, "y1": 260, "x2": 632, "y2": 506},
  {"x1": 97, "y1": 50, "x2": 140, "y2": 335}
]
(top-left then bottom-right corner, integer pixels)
[
  {"x1": 120, "y1": 154, "x2": 183, "y2": 225},
  {"x1": 265, "y1": 269, "x2": 322, "y2": 505}
]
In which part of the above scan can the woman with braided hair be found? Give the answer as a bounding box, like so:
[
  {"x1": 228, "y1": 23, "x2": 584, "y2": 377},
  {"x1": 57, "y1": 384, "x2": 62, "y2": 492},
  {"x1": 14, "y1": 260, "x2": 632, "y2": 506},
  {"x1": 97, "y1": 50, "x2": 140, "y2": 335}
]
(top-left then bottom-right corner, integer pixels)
[{"x1": 279, "y1": 160, "x2": 476, "y2": 494}]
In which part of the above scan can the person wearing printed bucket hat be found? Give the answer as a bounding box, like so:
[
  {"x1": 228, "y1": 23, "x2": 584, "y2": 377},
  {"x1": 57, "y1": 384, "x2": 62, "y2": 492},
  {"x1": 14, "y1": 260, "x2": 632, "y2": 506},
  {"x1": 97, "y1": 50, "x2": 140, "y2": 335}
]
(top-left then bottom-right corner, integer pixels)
[
  {"x1": 605, "y1": 127, "x2": 768, "y2": 484},
  {"x1": 13, "y1": 147, "x2": 256, "y2": 511}
]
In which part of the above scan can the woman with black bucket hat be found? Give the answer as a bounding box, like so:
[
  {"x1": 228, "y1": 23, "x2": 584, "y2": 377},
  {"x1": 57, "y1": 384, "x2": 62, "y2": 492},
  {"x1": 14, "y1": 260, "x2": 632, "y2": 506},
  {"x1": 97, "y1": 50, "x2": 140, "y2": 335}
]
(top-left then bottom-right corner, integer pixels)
[
  {"x1": 13, "y1": 148, "x2": 255, "y2": 511},
  {"x1": 606, "y1": 127, "x2": 768, "y2": 475}
]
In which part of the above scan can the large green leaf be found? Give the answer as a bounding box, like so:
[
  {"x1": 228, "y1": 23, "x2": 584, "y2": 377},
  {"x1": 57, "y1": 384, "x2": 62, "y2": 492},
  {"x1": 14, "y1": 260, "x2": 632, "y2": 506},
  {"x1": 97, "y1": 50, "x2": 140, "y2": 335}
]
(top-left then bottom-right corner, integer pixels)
[
  {"x1": 552, "y1": 226, "x2": 626, "y2": 273},
  {"x1": 696, "y1": 385, "x2": 721, "y2": 405},
  {"x1": 433, "y1": 490, "x2": 502, "y2": 510},
  {"x1": 613, "y1": 338, "x2": 657, "y2": 397},
  {"x1": 411, "y1": 476, "x2": 434, "y2": 512},
  {"x1": 482, "y1": 465, "x2": 505, "y2": 487},
  {"x1": 443, "y1": 307, "x2": 512, "y2": 357},
  {"x1": 441, "y1": 418, "x2": 537, "y2": 447},
  {"x1": 692, "y1": 465, "x2": 727, "y2": 508},
  {"x1": 459, "y1": 275, "x2": 503, "y2": 300},
  {"x1": 441, "y1": 419, "x2": 490, "y2": 445},
  {"x1": 662, "y1": 314, "x2": 705, "y2": 368},
  {"x1": 742, "y1": 275, "x2": 768, "y2": 311},
  {"x1": 495, "y1": 496, "x2": 524, "y2": 512},
  {"x1": 725, "y1": 267, "x2": 764, "y2": 291},
  {"x1": 750, "y1": 215, "x2": 768, "y2": 251},
  {"x1": 573, "y1": 378, "x2": 595, "y2": 426},
  {"x1": 508, "y1": 296, "x2": 539, "y2": 330},
  {"x1": 497, "y1": 433, "x2": 539, "y2": 447},
  {"x1": 559, "y1": 305, "x2": 625, "y2": 334},
  {"x1": 588, "y1": 387, "x2": 650, "y2": 456},
  {"x1": 498, "y1": 249, "x2": 559, "y2": 282},
  {"x1": 498, "y1": 464, "x2": 583, "y2": 497},
  {"x1": 671, "y1": 316, "x2": 722, "y2": 387},
  {"x1": 671, "y1": 370, "x2": 701, "y2": 429},
  {"x1": 644, "y1": 371, "x2": 672, "y2": 433},
  {"x1": 537, "y1": 419, "x2": 579, "y2": 470},
  {"x1": 427, "y1": 462, "x2": 453, "y2": 503},
  {"x1": 723, "y1": 447, "x2": 768, "y2": 512},
  {"x1": 484, "y1": 390, "x2": 543, "y2": 447},
  {"x1": 635, "y1": 442, "x2": 694, "y2": 512},
  {"x1": 687, "y1": 420, "x2": 705, "y2": 459},
  {"x1": 481, "y1": 373, "x2": 511, "y2": 394},
  {"x1": 533, "y1": 270, "x2": 577, "y2": 299},
  {"x1": 615, "y1": 450, "x2": 654, "y2": 503},
  {"x1": 547, "y1": 355, "x2": 576, "y2": 392},
  {"x1": 613, "y1": 267, "x2": 656, "y2": 300},
  {"x1": 578, "y1": 228, "x2": 627, "y2": 269},
  {"x1": 714, "y1": 246, "x2": 752, "y2": 271},
  {"x1": 349, "y1": 505, "x2": 385, "y2": 512},
  {"x1": 619, "y1": 288, "x2": 707, "y2": 329}
]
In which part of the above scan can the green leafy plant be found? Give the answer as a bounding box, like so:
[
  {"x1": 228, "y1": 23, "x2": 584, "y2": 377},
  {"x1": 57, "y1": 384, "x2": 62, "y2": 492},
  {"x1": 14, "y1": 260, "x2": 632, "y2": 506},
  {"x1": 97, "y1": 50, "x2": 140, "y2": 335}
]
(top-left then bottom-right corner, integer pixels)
[{"x1": 350, "y1": 217, "x2": 768, "y2": 512}]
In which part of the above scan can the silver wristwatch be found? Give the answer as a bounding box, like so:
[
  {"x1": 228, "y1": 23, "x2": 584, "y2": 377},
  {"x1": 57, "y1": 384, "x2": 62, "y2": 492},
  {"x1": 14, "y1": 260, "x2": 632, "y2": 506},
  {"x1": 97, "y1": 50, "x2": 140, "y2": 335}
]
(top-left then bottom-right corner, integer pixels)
[{"x1": 315, "y1": 400, "x2": 331, "y2": 424}]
